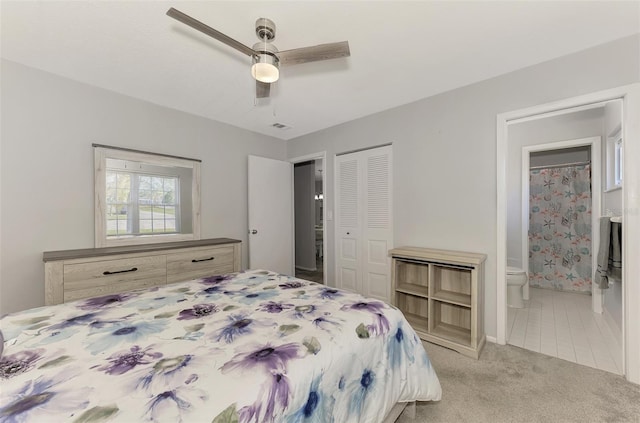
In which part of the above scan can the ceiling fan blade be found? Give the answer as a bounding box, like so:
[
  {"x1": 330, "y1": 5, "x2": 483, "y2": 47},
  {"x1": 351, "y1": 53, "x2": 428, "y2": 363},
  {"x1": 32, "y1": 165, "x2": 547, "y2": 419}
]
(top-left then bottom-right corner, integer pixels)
[
  {"x1": 256, "y1": 81, "x2": 270, "y2": 98},
  {"x1": 167, "y1": 8, "x2": 256, "y2": 57},
  {"x1": 278, "y1": 41, "x2": 350, "y2": 66}
]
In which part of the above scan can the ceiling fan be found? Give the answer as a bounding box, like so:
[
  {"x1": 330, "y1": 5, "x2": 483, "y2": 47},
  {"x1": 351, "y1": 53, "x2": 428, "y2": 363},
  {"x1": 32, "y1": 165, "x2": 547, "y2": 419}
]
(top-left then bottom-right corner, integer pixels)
[{"x1": 166, "y1": 8, "x2": 350, "y2": 99}]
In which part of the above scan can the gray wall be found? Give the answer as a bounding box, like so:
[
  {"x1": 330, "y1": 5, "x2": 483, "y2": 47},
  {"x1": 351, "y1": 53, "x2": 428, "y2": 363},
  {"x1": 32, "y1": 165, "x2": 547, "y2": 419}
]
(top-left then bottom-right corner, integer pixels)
[
  {"x1": 294, "y1": 161, "x2": 316, "y2": 270},
  {"x1": 507, "y1": 108, "x2": 604, "y2": 269},
  {"x1": 286, "y1": 34, "x2": 640, "y2": 339},
  {"x1": 0, "y1": 59, "x2": 287, "y2": 315}
]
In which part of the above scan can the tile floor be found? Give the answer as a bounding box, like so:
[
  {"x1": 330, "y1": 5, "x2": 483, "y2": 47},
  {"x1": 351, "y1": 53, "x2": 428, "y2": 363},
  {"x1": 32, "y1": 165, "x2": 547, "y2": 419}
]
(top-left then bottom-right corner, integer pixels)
[{"x1": 507, "y1": 287, "x2": 622, "y2": 375}]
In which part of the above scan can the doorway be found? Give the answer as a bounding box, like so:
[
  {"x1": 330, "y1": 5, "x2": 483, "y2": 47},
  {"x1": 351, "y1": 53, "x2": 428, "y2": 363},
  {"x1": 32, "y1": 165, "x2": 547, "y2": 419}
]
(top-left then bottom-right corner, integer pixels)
[
  {"x1": 496, "y1": 83, "x2": 640, "y2": 384},
  {"x1": 293, "y1": 159, "x2": 324, "y2": 283},
  {"x1": 506, "y1": 129, "x2": 623, "y2": 374},
  {"x1": 521, "y1": 137, "x2": 602, "y2": 311},
  {"x1": 290, "y1": 152, "x2": 327, "y2": 285}
]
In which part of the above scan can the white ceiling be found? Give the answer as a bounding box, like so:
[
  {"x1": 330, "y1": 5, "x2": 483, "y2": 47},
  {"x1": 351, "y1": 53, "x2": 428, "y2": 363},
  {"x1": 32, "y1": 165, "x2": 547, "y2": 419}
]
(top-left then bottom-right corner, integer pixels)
[{"x1": 2, "y1": 1, "x2": 639, "y2": 141}]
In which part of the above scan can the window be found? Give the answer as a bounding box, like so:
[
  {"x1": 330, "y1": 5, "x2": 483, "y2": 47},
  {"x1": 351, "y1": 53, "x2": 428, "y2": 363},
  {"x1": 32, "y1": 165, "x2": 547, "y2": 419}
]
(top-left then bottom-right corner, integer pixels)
[
  {"x1": 614, "y1": 137, "x2": 623, "y2": 187},
  {"x1": 605, "y1": 128, "x2": 623, "y2": 191},
  {"x1": 94, "y1": 145, "x2": 201, "y2": 247},
  {"x1": 106, "y1": 170, "x2": 179, "y2": 236}
]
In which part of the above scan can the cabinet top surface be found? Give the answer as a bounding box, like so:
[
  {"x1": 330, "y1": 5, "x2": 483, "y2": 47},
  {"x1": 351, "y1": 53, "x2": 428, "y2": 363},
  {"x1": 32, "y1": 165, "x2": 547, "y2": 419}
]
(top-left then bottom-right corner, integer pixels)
[
  {"x1": 43, "y1": 238, "x2": 241, "y2": 262},
  {"x1": 389, "y1": 246, "x2": 486, "y2": 265}
]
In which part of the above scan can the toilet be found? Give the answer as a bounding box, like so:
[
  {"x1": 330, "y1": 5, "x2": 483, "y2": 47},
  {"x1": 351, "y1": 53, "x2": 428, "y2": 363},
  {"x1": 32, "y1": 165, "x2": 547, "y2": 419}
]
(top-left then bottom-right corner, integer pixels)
[{"x1": 507, "y1": 267, "x2": 527, "y2": 308}]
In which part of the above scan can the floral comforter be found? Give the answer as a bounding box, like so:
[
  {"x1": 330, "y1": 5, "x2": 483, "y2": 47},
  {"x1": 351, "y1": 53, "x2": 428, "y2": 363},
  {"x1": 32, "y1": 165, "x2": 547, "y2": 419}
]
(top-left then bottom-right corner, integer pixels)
[{"x1": 0, "y1": 270, "x2": 441, "y2": 423}]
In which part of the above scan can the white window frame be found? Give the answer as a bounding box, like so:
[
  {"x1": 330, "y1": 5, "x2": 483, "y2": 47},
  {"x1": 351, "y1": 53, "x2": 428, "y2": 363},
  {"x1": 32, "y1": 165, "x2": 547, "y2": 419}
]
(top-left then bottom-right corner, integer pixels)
[
  {"x1": 605, "y1": 127, "x2": 623, "y2": 191},
  {"x1": 94, "y1": 145, "x2": 201, "y2": 248}
]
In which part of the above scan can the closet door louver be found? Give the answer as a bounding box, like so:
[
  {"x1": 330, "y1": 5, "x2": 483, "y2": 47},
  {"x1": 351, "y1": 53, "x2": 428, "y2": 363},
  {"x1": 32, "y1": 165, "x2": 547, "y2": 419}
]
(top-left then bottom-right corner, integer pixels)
[
  {"x1": 335, "y1": 145, "x2": 392, "y2": 302},
  {"x1": 336, "y1": 158, "x2": 360, "y2": 293},
  {"x1": 363, "y1": 150, "x2": 392, "y2": 301}
]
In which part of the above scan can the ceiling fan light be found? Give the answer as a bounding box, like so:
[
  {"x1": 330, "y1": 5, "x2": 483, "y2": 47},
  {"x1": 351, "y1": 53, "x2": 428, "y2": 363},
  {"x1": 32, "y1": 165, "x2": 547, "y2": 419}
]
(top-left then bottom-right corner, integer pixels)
[{"x1": 251, "y1": 54, "x2": 279, "y2": 83}]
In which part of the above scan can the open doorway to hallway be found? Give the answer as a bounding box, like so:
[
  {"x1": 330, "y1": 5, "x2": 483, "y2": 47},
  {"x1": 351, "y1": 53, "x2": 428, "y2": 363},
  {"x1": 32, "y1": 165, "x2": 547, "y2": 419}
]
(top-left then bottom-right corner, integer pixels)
[{"x1": 293, "y1": 159, "x2": 324, "y2": 283}]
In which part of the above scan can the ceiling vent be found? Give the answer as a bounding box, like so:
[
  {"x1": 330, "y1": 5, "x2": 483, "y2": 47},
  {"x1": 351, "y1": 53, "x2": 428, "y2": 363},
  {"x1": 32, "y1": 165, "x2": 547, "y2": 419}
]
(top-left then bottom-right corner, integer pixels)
[{"x1": 272, "y1": 123, "x2": 291, "y2": 130}]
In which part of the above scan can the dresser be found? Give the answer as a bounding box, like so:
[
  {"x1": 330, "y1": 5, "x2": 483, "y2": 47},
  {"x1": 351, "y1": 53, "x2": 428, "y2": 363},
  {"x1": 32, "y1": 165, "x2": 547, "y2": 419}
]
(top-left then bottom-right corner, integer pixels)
[
  {"x1": 43, "y1": 238, "x2": 241, "y2": 305},
  {"x1": 389, "y1": 246, "x2": 486, "y2": 359}
]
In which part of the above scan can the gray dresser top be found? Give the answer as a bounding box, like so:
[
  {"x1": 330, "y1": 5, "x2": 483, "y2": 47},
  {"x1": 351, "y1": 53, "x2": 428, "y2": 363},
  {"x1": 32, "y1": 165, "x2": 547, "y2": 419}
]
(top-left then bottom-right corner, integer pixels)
[{"x1": 43, "y1": 238, "x2": 241, "y2": 262}]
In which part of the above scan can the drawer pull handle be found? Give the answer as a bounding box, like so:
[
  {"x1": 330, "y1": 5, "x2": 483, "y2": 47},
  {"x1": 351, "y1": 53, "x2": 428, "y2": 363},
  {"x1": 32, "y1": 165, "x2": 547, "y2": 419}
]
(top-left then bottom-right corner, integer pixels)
[
  {"x1": 192, "y1": 257, "x2": 215, "y2": 263},
  {"x1": 103, "y1": 267, "x2": 138, "y2": 275}
]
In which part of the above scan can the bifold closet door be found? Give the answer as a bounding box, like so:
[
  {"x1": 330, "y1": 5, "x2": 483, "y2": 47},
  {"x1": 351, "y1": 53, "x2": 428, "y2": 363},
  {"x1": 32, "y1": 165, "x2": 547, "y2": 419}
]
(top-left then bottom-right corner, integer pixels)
[{"x1": 335, "y1": 145, "x2": 392, "y2": 302}]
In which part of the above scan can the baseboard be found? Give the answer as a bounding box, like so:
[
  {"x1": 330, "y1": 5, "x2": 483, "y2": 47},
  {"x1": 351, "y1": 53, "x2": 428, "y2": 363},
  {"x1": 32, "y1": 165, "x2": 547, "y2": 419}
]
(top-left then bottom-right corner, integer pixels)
[
  {"x1": 295, "y1": 265, "x2": 317, "y2": 272},
  {"x1": 486, "y1": 335, "x2": 497, "y2": 344},
  {"x1": 603, "y1": 307, "x2": 623, "y2": 347}
]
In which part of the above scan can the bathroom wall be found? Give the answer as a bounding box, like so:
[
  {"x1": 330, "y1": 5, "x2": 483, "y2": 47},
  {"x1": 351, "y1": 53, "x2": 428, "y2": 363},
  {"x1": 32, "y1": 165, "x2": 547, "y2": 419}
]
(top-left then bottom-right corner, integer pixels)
[
  {"x1": 602, "y1": 100, "x2": 623, "y2": 335},
  {"x1": 506, "y1": 108, "x2": 605, "y2": 269},
  {"x1": 603, "y1": 100, "x2": 623, "y2": 214}
]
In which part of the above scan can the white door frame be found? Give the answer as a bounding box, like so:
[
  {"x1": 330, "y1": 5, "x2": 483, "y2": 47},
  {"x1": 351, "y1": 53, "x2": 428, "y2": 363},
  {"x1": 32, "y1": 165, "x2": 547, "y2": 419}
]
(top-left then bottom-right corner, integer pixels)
[
  {"x1": 521, "y1": 137, "x2": 602, "y2": 312},
  {"x1": 289, "y1": 151, "x2": 327, "y2": 285},
  {"x1": 497, "y1": 83, "x2": 640, "y2": 385}
]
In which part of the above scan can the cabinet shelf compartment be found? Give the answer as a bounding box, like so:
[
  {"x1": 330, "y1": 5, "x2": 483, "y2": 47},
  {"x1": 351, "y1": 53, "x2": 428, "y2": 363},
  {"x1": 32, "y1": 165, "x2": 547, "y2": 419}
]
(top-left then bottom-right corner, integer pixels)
[
  {"x1": 432, "y1": 300, "x2": 471, "y2": 346},
  {"x1": 431, "y1": 265, "x2": 472, "y2": 307},
  {"x1": 394, "y1": 259, "x2": 428, "y2": 289},
  {"x1": 396, "y1": 283, "x2": 429, "y2": 297},
  {"x1": 396, "y1": 292, "x2": 428, "y2": 334}
]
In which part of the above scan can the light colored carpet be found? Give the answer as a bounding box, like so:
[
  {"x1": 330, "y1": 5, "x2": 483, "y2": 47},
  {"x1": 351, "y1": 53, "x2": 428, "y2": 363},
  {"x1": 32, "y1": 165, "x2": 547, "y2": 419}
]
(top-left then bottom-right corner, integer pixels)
[{"x1": 397, "y1": 341, "x2": 640, "y2": 423}]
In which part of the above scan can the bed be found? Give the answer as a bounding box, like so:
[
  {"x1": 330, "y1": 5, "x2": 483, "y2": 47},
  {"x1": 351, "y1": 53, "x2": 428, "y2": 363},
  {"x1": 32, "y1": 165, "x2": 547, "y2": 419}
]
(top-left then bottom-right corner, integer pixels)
[{"x1": 0, "y1": 269, "x2": 441, "y2": 422}]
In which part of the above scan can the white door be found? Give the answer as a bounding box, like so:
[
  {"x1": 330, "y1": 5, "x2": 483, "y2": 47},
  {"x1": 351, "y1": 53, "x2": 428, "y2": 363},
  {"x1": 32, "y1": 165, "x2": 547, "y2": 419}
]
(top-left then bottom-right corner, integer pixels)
[
  {"x1": 248, "y1": 155, "x2": 294, "y2": 275},
  {"x1": 361, "y1": 147, "x2": 393, "y2": 301},
  {"x1": 336, "y1": 157, "x2": 360, "y2": 293},
  {"x1": 335, "y1": 145, "x2": 393, "y2": 302}
]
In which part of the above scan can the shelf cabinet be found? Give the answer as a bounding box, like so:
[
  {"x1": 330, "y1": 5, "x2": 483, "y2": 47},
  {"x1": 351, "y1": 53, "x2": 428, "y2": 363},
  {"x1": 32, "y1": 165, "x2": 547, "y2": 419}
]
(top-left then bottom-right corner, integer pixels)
[{"x1": 390, "y1": 246, "x2": 486, "y2": 359}]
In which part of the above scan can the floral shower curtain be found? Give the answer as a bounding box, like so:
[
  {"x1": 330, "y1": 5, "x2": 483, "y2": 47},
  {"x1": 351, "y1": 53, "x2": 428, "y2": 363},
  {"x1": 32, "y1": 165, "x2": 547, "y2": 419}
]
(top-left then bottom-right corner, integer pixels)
[{"x1": 529, "y1": 164, "x2": 592, "y2": 293}]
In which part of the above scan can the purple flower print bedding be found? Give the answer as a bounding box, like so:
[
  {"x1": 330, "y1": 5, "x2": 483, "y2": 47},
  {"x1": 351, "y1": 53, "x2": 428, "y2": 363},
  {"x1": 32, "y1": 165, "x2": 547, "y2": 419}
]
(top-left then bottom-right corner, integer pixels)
[{"x1": 0, "y1": 269, "x2": 441, "y2": 422}]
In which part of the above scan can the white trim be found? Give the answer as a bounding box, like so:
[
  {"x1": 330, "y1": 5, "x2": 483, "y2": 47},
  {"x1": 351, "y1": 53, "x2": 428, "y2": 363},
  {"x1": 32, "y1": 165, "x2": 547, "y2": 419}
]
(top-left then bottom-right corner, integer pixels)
[
  {"x1": 496, "y1": 115, "x2": 508, "y2": 345},
  {"x1": 622, "y1": 84, "x2": 640, "y2": 385},
  {"x1": 289, "y1": 151, "x2": 327, "y2": 285},
  {"x1": 521, "y1": 137, "x2": 602, "y2": 312},
  {"x1": 497, "y1": 83, "x2": 640, "y2": 385},
  {"x1": 507, "y1": 100, "x2": 613, "y2": 126},
  {"x1": 486, "y1": 335, "x2": 497, "y2": 344}
]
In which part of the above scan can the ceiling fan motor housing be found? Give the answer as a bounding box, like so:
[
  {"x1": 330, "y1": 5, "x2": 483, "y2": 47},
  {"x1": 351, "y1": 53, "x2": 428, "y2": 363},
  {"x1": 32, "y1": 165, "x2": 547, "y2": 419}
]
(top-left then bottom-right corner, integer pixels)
[
  {"x1": 255, "y1": 18, "x2": 276, "y2": 41},
  {"x1": 252, "y1": 42, "x2": 279, "y2": 56}
]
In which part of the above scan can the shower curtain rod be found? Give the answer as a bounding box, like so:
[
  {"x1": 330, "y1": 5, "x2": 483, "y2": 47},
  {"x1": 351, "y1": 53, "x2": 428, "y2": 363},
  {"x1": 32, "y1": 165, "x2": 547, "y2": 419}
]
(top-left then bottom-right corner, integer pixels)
[{"x1": 530, "y1": 160, "x2": 591, "y2": 170}]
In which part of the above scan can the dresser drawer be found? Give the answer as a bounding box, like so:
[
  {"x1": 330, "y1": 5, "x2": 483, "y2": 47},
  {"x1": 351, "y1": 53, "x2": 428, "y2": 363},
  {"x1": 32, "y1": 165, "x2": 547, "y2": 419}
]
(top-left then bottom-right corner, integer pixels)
[
  {"x1": 166, "y1": 246, "x2": 235, "y2": 283},
  {"x1": 63, "y1": 255, "x2": 167, "y2": 302}
]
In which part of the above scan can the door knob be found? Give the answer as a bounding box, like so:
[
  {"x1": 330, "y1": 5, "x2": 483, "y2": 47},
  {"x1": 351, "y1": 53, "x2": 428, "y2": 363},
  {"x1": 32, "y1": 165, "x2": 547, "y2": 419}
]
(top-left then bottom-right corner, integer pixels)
[{"x1": 250, "y1": 229, "x2": 258, "y2": 234}]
